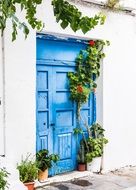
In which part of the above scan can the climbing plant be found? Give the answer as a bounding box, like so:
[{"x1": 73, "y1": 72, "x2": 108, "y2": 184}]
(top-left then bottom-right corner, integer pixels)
[
  {"x1": 68, "y1": 39, "x2": 110, "y2": 126},
  {"x1": 0, "y1": 0, "x2": 106, "y2": 41},
  {"x1": 0, "y1": 0, "x2": 43, "y2": 41},
  {"x1": 52, "y1": 0, "x2": 106, "y2": 34}
]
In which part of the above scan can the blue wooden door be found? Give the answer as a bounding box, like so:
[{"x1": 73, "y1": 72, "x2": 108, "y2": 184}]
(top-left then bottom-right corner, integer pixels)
[
  {"x1": 52, "y1": 66, "x2": 77, "y2": 173},
  {"x1": 36, "y1": 35, "x2": 96, "y2": 175}
]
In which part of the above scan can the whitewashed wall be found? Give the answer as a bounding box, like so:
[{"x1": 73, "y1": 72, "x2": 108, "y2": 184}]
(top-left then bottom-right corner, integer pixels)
[
  {"x1": 4, "y1": 27, "x2": 36, "y2": 163},
  {"x1": 0, "y1": 37, "x2": 5, "y2": 156},
  {"x1": 0, "y1": 23, "x2": 36, "y2": 188},
  {"x1": 1, "y1": 0, "x2": 136, "y2": 180}
]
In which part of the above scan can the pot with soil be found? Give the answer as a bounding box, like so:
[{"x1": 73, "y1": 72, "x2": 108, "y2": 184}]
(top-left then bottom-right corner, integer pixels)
[
  {"x1": 17, "y1": 155, "x2": 38, "y2": 190},
  {"x1": 36, "y1": 149, "x2": 59, "y2": 182}
]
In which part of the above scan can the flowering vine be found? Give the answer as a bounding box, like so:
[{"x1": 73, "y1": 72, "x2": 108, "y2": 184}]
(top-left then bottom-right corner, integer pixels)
[{"x1": 68, "y1": 40, "x2": 110, "y2": 127}]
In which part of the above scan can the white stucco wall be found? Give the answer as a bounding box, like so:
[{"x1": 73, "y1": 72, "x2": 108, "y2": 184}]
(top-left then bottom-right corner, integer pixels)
[
  {"x1": 4, "y1": 27, "x2": 36, "y2": 163},
  {"x1": 0, "y1": 37, "x2": 5, "y2": 156},
  {"x1": 0, "y1": 24, "x2": 36, "y2": 188},
  {"x1": 1, "y1": 0, "x2": 136, "y2": 182}
]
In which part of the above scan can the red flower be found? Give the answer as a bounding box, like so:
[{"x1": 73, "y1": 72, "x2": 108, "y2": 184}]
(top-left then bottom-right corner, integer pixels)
[
  {"x1": 77, "y1": 85, "x2": 83, "y2": 93},
  {"x1": 89, "y1": 40, "x2": 95, "y2": 47}
]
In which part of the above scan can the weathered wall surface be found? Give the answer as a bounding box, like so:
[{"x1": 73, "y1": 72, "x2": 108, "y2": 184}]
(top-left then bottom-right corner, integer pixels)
[{"x1": 1, "y1": 0, "x2": 136, "y2": 177}]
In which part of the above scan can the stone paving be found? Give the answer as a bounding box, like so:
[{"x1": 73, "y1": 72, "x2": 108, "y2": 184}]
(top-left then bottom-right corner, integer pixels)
[{"x1": 36, "y1": 167, "x2": 136, "y2": 190}]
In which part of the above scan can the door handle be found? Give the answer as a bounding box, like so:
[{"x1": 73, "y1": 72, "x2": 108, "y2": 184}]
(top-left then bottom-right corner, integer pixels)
[
  {"x1": 50, "y1": 123, "x2": 55, "y2": 126},
  {"x1": 50, "y1": 123, "x2": 55, "y2": 130}
]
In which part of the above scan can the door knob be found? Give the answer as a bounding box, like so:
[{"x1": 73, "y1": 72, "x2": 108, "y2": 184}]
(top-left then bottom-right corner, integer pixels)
[{"x1": 50, "y1": 123, "x2": 55, "y2": 126}]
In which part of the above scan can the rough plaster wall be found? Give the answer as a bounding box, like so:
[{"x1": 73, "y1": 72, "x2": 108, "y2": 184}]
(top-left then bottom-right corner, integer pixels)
[
  {"x1": 3, "y1": 26, "x2": 36, "y2": 167},
  {"x1": 1, "y1": 0, "x2": 136, "y2": 173}
]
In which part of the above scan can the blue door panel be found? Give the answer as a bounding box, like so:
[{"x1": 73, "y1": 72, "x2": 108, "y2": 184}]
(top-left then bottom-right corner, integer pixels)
[
  {"x1": 36, "y1": 66, "x2": 53, "y2": 155},
  {"x1": 52, "y1": 66, "x2": 77, "y2": 174},
  {"x1": 36, "y1": 35, "x2": 96, "y2": 175},
  {"x1": 37, "y1": 38, "x2": 86, "y2": 61}
]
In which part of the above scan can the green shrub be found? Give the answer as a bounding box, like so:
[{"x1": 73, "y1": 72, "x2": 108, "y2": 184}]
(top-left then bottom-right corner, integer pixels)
[
  {"x1": 85, "y1": 123, "x2": 108, "y2": 163},
  {"x1": 36, "y1": 149, "x2": 59, "y2": 172},
  {"x1": 17, "y1": 155, "x2": 38, "y2": 183},
  {"x1": 85, "y1": 137, "x2": 108, "y2": 163},
  {"x1": 0, "y1": 168, "x2": 9, "y2": 190}
]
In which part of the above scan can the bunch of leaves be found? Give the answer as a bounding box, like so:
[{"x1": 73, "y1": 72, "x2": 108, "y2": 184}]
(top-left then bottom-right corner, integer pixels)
[
  {"x1": 52, "y1": 0, "x2": 106, "y2": 34},
  {"x1": 90, "y1": 123, "x2": 105, "y2": 138},
  {"x1": 77, "y1": 140, "x2": 86, "y2": 164},
  {"x1": 0, "y1": 0, "x2": 43, "y2": 41},
  {"x1": 0, "y1": 0, "x2": 107, "y2": 41},
  {"x1": 85, "y1": 137, "x2": 108, "y2": 163},
  {"x1": 68, "y1": 40, "x2": 109, "y2": 107},
  {"x1": 17, "y1": 154, "x2": 38, "y2": 183},
  {"x1": 36, "y1": 149, "x2": 59, "y2": 172},
  {"x1": 0, "y1": 167, "x2": 10, "y2": 190}
]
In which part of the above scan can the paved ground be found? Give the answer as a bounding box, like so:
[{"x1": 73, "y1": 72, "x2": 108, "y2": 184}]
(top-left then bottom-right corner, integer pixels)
[{"x1": 36, "y1": 166, "x2": 136, "y2": 190}]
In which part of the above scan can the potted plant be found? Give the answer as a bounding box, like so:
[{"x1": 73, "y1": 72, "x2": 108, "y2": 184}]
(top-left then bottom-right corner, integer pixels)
[
  {"x1": 77, "y1": 141, "x2": 86, "y2": 171},
  {"x1": 17, "y1": 155, "x2": 38, "y2": 190},
  {"x1": 85, "y1": 123, "x2": 108, "y2": 172},
  {"x1": 36, "y1": 149, "x2": 59, "y2": 182},
  {"x1": 0, "y1": 167, "x2": 9, "y2": 190}
]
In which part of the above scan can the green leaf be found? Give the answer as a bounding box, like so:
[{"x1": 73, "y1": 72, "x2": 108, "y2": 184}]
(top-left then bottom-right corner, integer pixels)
[
  {"x1": 52, "y1": 0, "x2": 107, "y2": 34},
  {"x1": 61, "y1": 20, "x2": 69, "y2": 29}
]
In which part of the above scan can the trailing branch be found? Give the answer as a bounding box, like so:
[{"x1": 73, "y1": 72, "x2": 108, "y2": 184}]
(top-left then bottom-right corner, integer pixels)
[{"x1": 52, "y1": 0, "x2": 106, "y2": 34}]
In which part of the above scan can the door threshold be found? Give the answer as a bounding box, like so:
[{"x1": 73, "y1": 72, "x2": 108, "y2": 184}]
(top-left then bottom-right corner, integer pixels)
[{"x1": 35, "y1": 170, "x2": 92, "y2": 188}]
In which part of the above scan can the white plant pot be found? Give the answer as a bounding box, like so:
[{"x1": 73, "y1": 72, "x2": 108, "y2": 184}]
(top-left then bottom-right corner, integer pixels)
[{"x1": 87, "y1": 157, "x2": 102, "y2": 172}]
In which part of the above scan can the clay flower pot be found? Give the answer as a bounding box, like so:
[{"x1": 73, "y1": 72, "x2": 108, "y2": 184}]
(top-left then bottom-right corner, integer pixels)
[
  {"x1": 38, "y1": 169, "x2": 48, "y2": 182},
  {"x1": 24, "y1": 182, "x2": 35, "y2": 190},
  {"x1": 77, "y1": 164, "x2": 86, "y2": 171}
]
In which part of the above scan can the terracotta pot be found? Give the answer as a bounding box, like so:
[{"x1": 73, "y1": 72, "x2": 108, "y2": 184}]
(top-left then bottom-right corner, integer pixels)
[
  {"x1": 24, "y1": 182, "x2": 35, "y2": 190},
  {"x1": 77, "y1": 163, "x2": 86, "y2": 171},
  {"x1": 38, "y1": 169, "x2": 48, "y2": 182}
]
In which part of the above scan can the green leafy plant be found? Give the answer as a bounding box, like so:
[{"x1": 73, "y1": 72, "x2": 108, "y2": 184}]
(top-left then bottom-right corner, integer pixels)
[
  {"x1": 68, "y1": 40, "x2": 110, "y2": 125},
  {"x1": 85, "y1": 137, "x2": 108, "y2": 163},
  {"x1": 0, "y1": 0, "x2": 43, "y2": 41},
  {"x1": 0, "y1": 168, "x2": 10, "y2": 190},
  {"x1": 36, "y1": 149, "x2": 59, "y2": 172},
  {"x1": 52, "y1": 0, "x2": 106, "y2": 33},
  {"x1": 90, "y1": 123, "x2": 105, "y2": 138},
  {"x1": 77, "y1": 141, "x2": 86, "y2": 164},
  {"x1": 0, "y1": 0, "x2": 107, "y2": 40},
  {"x1": 17, "y1": 155, "x2": 38, "y2": 183},
  {"x1": 84, "y1": 123, "x2": 108, "y2": 163}
]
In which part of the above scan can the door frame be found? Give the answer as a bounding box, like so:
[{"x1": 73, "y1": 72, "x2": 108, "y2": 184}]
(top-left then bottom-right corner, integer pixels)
[{"x1": 36, "y1": 33, "x2": 98, "y2": 175}]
